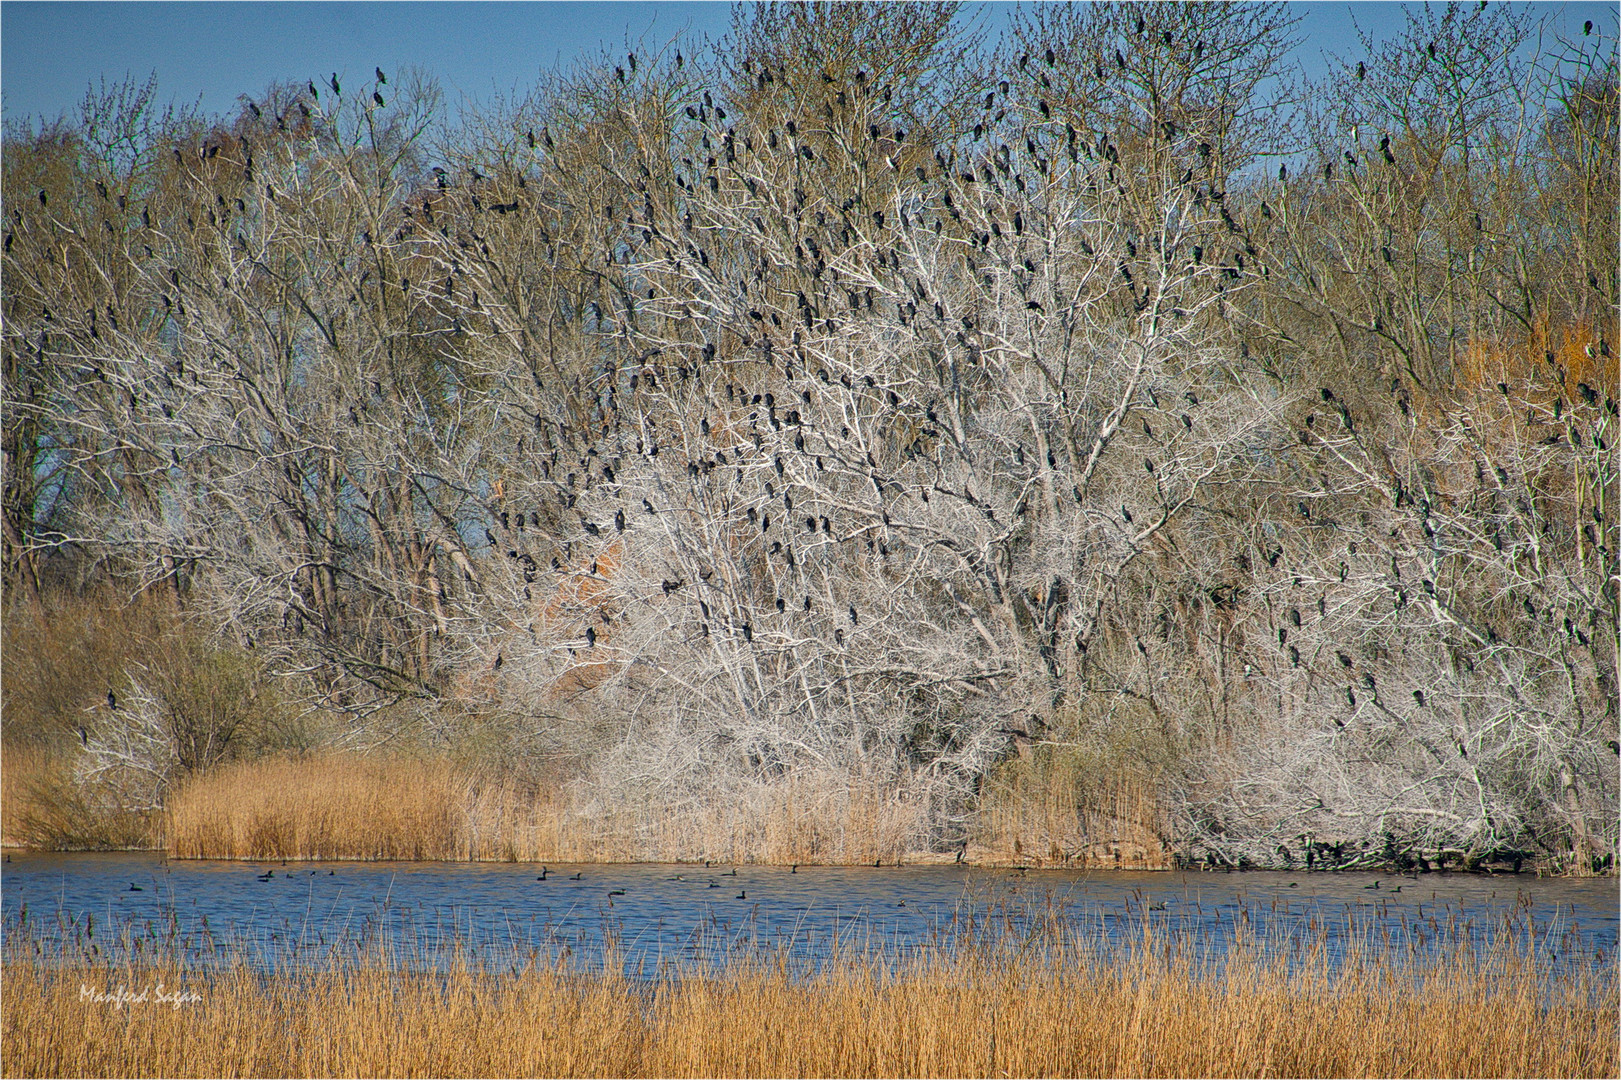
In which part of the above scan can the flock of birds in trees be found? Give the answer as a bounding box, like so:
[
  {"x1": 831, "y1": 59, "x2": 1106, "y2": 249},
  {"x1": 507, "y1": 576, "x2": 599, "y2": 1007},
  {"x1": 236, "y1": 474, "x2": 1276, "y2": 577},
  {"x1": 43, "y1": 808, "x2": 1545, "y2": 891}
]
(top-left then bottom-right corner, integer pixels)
[
  {"x1": 402, "y1": 37, "x2": 1613, "y2": 739},
  {"x1": 10, "y1": 16, "x2": 1615, "y2": 753}
]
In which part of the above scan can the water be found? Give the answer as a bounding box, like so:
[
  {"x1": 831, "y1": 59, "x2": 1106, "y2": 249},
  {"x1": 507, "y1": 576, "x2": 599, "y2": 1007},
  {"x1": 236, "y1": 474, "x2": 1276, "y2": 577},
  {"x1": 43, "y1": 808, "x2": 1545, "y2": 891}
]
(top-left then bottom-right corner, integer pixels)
[{"x1": 5, "y1": 851, "x2": 1615, "y2": 977}]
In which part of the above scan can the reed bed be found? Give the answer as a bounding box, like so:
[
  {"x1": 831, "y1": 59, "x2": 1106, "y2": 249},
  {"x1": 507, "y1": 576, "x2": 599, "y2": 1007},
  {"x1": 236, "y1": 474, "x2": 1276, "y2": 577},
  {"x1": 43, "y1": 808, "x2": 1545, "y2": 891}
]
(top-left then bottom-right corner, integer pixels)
[
  {"x1": 165, "y1": 754, "x2": 950, "y2": 865},
  {"x1": 973, "y1": 750, "x2": 1169, "y2": 869},
  {"x1": 164, "y1": 755, "x2": 489, "y2": 861},
  {"x1": 0, "y1": 743, "x2": 155, "y2": 850},
  {"x1": 4, "y1": 916, "x2": 1613, "y2": 1078}
]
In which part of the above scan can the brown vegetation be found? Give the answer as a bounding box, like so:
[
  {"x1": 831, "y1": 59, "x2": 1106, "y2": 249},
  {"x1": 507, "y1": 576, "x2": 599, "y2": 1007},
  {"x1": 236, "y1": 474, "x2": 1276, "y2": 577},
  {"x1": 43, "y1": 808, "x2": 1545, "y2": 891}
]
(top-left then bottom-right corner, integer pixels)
[
  {"x1": 973, "y1": 747, "x2": 1170, "y2": 869},
  {"x1": 4, "y1": 926, "x2": 1613, "y2": 1077},
  {"x1": 0, "y1": 743, "x2": 154, "y2": 850},
  {"x1": 164, "y1": 752, "x2": 1047, "y2": 865},
  {"x1": 0, "y1": 588, "x2": 180, "y2": 848}
]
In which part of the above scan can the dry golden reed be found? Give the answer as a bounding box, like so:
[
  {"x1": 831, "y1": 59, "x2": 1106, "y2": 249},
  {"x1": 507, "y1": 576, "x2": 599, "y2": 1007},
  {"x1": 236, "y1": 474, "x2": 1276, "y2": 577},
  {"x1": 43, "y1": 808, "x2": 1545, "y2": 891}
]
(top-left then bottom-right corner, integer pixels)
[
  {"x1": 973, "y1": 749, "x2": 1169, "y2": 869},
  {"x1": 164, "y1": 754, "x2": 946, "y2": 865},
  {"x1": 0, "y1": 743, "x2": 155, "y2": 851},
  {"x1": 4, "y1": 928, "x2": 1613, "y2": 1078}
]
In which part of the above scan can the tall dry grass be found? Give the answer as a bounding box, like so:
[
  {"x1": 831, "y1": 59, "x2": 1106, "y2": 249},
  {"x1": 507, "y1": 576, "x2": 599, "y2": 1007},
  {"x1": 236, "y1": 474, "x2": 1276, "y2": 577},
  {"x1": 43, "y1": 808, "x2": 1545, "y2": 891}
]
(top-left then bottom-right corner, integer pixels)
[
  {"x1": 4, "y1": 924, "x2": 1613, "y2": 1077},
  {"x1": 0, "y1": 743, "x2": 154, "y2": 850},
  {"x1": 164, "y1": 754, "x2": 934, "y2": 864},
  {"x1": 973, "y1": 745, "x2": 1170, "y2": 869}
]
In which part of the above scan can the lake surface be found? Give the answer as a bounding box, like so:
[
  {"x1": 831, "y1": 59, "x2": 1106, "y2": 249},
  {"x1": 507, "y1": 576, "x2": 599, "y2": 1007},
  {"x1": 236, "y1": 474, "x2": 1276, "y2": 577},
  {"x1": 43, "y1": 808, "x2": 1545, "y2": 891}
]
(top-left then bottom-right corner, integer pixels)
[{"x1": 5, "y1": 852, "x2": 1615, "y2": 977}]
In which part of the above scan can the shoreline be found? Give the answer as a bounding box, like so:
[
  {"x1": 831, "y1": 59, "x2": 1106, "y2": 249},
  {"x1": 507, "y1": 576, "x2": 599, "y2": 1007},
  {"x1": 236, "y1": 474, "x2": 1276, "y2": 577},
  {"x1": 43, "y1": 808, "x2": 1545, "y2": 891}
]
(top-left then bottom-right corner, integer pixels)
[{"x1": 4, "y1": 842, "x2": 1608, "y2": 878}]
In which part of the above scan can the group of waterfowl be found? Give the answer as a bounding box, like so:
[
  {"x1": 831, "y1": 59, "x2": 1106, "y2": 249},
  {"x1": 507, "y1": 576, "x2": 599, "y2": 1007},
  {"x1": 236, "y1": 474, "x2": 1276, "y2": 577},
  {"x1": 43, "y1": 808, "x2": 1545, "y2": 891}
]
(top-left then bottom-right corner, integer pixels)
[{"x1": 532, "y1": 865, "x2": 748, "y2": 899}]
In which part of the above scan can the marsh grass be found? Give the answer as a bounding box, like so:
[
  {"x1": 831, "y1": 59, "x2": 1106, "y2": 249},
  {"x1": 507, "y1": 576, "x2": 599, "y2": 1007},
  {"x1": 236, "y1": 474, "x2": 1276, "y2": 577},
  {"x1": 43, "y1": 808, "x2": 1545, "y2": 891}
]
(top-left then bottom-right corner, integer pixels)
[
  {"x1": 4, "y1": 914, "x2": 1613, "y2": 1078},
  {"x1": 0, "y1": 743, "x2": 155, "y2": 850},
  {"x1": 974, "y1": 743, "x2": 1170, "y2": 868},
  {"x1": 164, "y1": 754, "x2": 948, "y2": 864}
]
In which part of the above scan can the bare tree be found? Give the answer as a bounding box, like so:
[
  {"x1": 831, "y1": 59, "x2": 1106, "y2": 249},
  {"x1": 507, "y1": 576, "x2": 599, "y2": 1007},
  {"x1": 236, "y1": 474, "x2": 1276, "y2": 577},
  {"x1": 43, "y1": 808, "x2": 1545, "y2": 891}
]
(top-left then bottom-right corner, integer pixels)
[{"x1": 4, "y1": 8, "x2": 1613, "y2": 866}]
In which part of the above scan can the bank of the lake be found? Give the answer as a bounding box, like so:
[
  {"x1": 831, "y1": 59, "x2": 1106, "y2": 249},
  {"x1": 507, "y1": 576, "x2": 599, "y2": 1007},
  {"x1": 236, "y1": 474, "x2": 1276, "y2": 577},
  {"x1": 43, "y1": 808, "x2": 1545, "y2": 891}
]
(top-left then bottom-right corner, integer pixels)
[
  {"x1": 16, "y1": 750, "x2": 1600, "y2": 874},
  {"x1": 5, "y1": 749, "x2": 1174, "y2": 869}
]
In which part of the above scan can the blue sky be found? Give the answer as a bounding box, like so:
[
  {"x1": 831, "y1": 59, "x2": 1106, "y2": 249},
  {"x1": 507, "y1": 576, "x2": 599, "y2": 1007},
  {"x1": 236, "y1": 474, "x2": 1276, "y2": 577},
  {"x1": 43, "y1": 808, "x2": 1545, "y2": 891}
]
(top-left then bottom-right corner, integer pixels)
[{"x1": 2, "y1": 2, "x2": 1611, "y2": 130}]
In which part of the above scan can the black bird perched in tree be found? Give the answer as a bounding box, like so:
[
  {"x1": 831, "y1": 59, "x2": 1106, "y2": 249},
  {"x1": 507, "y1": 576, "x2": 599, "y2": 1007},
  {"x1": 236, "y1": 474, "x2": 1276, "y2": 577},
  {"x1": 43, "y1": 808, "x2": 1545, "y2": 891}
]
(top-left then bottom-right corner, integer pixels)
[
  {"x1": 585, "y1": 626, "x2": 597, "y2": 647},
  {"x1": 373, "y1": 90, "x2": 385, "y2": 108},
  {"x1": 1414, "y1": 690, "x2": 1426, "y2": 707},
  {"x1": 107, "y1": 689, "x2": 117, "y2": 711},
  {"x1": 330, "y1": 73, "x2": 341, "y2": 95},
  {"x1": 1357, "y1": 61, "x2": 1366, "y2": 80},
  {"x1": 849, "y1": 605, "x2": 859, "y2": 625},
  {"x1": 376, "y1": 67, "x2": 387, "y2": 84}
]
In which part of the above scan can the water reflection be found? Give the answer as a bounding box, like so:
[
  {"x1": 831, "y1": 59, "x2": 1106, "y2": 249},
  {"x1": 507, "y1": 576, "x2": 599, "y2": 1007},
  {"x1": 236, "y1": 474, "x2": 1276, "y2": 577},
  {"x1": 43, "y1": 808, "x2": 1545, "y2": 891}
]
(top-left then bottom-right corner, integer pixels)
[{"x1": 4, "y1": 852, "x2": 1615, "y2": 977}]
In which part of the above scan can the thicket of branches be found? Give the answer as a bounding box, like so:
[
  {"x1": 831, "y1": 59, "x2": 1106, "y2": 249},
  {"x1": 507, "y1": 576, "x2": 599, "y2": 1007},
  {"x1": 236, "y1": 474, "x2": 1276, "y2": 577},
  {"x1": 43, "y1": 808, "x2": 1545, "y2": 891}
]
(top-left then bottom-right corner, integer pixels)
[{"x1": 4, "y1": 2, "x2": 1615, "y2": 868}]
